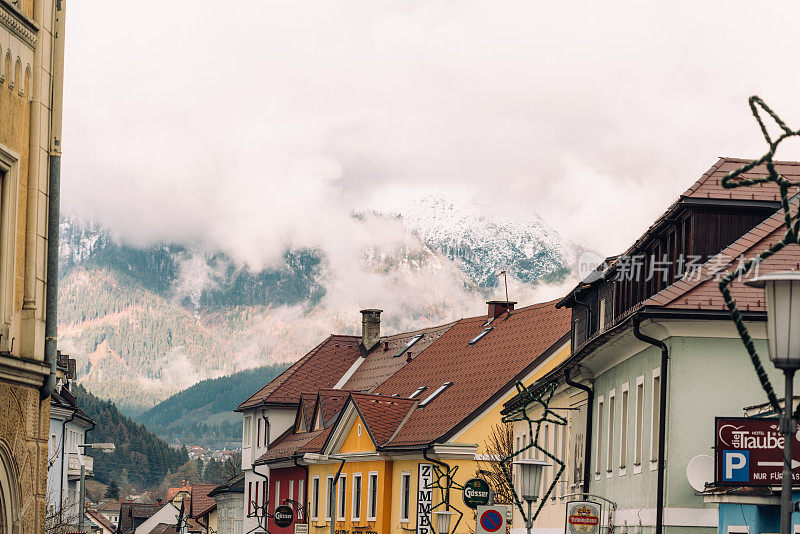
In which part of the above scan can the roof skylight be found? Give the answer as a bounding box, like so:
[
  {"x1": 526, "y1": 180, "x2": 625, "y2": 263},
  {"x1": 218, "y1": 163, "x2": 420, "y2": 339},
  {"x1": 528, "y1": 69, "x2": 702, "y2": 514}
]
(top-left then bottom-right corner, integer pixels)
[
  {"x1": 394, "y1": 334, "x2": 424, "y2": 358},
  {"x1": 419, "y1": 382, "x2": 452, "y2": 407},
  {"x1": 468, "y1": 327, "x2": 494, "y2": 345},
  {"x1": 408, "y1": 386, "x2": 428, "y2": 399}
]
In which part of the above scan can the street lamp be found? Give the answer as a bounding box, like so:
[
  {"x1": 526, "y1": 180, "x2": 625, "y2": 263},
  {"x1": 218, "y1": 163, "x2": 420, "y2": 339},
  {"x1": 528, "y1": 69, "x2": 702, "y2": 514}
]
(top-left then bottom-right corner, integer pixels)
[
  {"x1": 433, "y1": 510, "x2": 456, "y2": 534},
  {"x1": 76, "y1": 443, "x2": 116, "y2": 530},
  {"x1": 746, "y1": 271, "x2": 800, "y2": 534},
  {"x1": 513, "y1": 459, "x2": 549, "y2": 534}
]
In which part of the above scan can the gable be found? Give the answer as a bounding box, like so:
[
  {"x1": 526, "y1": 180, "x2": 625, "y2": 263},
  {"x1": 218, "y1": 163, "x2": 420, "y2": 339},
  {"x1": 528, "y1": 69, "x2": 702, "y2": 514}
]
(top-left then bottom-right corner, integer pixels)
[{"x1": 339, "y1": 412, "x2": 376, "y2": 454}]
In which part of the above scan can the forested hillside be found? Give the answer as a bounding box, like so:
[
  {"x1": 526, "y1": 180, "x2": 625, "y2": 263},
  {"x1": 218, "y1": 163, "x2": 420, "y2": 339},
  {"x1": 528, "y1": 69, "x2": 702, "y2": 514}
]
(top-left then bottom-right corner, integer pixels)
[
  {"x1": 75, "y1": 384, "x2": 189, "y2": 488},
  {"x1": 138, "y1": 364, "x2": 289, "y2": 448}
]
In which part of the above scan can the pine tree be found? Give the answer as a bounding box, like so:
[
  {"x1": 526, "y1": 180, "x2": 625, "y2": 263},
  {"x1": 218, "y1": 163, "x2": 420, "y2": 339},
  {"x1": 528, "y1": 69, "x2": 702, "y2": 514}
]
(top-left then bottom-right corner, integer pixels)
[{"x1": 104, "y1": 479, "x2": 120, "y2": 499}]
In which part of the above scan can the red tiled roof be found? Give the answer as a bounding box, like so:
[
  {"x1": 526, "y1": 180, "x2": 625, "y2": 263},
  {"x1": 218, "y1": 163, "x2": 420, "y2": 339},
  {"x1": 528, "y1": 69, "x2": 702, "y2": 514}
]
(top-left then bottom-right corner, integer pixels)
[
  {"x1": 86, "y1": 509, "x2": 116, "y2": 532},
  {"x1": 238, "y1": 335, "x2": 362, "y2": 410},
  {"x1": 317, "y1": 389, "x2": 352, "y2": 427},
  {"x1": 254, "y1": 428, "x2": 325, "y2": 465},
  {"x1": 374, "y1": 300, "x2": 570, "y2": 447},
  {"x1": 679, "y1": 157, "x2": 797, "y2": 202},
  {"x1": 349, "y1": 393, "x2": 417, "y2": 446},
  {"x1": 118, "y1": 503, "x2": 161, "y2": 533},
  {"x1": 190, "y1": 484, "x2": 218, "y2": 519},
  {"x1": 342, "y1": 323, "x2": 455, "y2": 392},
  {"x1": 97, "y1": 500, "x2": 121, "y2": 512}
]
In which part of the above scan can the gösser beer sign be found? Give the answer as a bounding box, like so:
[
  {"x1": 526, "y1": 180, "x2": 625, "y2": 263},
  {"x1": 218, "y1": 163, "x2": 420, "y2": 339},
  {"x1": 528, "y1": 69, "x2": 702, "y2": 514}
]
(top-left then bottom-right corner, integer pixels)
[{"x1": 715, "y1": 417, "x2": 800, "y2": 486}]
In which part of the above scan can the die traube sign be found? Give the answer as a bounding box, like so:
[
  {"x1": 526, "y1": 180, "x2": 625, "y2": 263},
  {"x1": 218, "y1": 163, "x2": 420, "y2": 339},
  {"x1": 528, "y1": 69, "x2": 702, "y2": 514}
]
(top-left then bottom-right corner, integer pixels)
[{"x1": 715, "y1": 417, "x2": 800, "y2": 486}]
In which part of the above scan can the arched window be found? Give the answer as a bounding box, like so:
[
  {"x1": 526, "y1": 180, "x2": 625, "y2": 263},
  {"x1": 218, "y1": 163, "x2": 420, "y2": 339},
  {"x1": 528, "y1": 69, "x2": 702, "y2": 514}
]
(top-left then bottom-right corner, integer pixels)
[
  {"x1": 12, "y1": 60, "x2": 20, "y2": 93},
  {"x1": 23, "y1": 66, "x2": 30, "y2": 98},
  {"x1": 3, "y1": 54, "x2": 10, "y2": 87},
  {"x1": 0, "y1": 441, "x2": 20, "y2": 534}
]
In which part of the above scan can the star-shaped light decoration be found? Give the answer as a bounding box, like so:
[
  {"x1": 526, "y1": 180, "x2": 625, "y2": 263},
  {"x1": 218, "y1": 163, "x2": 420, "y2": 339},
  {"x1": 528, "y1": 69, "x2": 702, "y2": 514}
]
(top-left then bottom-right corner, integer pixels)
[
  {"x1": 718, "y1": 96, "x2": 800, "y2": 417},
  {"x1": 500, "y1": 380, "x2": 566, "y2": 525}
]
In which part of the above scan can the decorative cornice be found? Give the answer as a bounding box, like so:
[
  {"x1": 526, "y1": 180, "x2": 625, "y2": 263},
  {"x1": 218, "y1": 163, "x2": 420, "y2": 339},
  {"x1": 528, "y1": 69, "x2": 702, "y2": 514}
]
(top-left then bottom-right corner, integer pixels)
[{"x1": 0, "y1": 2, "x2": 38, "y2": 50}]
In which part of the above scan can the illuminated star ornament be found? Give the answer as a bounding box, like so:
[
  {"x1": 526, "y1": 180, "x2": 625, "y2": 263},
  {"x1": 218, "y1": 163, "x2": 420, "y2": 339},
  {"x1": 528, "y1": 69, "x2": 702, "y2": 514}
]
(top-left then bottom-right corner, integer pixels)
[
  {"x1": 718, "y1": 96, "x2": 800, "y2": 418},
  {"x1": 500, "y1": 380, "x2": 566, "y2": 524}
]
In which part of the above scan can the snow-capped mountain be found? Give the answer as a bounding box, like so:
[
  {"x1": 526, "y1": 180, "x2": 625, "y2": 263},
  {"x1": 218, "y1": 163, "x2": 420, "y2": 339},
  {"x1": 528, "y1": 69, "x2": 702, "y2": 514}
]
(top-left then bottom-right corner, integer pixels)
[{"x1": 399, "y1": 195, "x2": 574, "y2": 289}]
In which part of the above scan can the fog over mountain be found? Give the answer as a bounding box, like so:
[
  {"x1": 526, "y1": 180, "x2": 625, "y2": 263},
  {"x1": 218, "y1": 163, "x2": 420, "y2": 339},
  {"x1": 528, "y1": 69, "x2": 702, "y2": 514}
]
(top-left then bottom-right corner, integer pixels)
[{"x1": 58, "y1": 196, "x2": 576, "y2": 412}]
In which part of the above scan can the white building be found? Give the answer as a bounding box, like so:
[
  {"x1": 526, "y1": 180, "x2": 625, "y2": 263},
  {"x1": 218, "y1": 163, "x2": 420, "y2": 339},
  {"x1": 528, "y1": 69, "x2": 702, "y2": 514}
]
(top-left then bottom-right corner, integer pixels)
[{"x1": 46, "y1": 359, "x2": 95, "y2": 531}]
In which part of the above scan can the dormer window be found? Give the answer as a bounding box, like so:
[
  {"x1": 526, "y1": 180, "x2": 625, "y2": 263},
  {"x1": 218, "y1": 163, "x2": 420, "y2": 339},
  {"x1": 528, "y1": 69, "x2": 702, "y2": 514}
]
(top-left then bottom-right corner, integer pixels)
[{"x1": 419, "y1": 382, "x2": 452, "y2": 407}]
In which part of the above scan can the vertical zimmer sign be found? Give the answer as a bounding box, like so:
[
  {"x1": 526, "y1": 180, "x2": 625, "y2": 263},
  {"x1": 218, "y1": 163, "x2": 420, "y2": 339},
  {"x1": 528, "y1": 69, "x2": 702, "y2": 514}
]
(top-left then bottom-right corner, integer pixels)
[{"x1": 417, "y1": 463, "x2": 433, "y2": 534}]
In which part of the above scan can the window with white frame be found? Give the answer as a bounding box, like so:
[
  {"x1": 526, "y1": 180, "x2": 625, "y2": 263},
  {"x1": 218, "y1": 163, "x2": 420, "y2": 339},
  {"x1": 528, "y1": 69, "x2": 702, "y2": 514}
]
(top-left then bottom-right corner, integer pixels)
[
  {"x1": 257, "y1": 418, "x2": 262, "y2": 448},
  {"x1": 263, "y1": 480, "x2": 268, "y2": 509},
  {"x1": 634, "y1": 376, "x2": 644, "y2": 471},
  {"x1": 337, "y1": 475, "x2": 347, "y2": 521},
  {"x1": 606, "y1": 390, "x2": 615, "y2": 474},
  {"x1": 311, "y1": 477, "x2": 320, "y2": 520},
  {"x1": 599, "y1": 298, "x2": 606, "y2": 331},
  {"x1": 275, "y1": 480, "x2": 280, "y2": 512},
  {"x1": 367, "y1": 472, "x2": 378, "y2": 521},
  {"x1": 542, "y1": 424, "x2": 550, "y2": 495},
  {"x1": 560, "y1": 423, "x2": 567, "y2": 497},
  {"x1": 650, "y1": 369, "x2": 661, "y2": 465},
  {"x1": 243, "y1": 416, "x2": 251, "y2": 448},
  {"x1": 0, "y1": 145, "x2": 20, "y2": 338},
  {"x1": 351, "y1": 473, "x2": 362, "y2": 521},
  {"x1": 595, "y1": 396, "x2": 604, "y2": 476},
  {"x1": 552, "y1": 424, "x2": 559, "y2": 499},
  {"x1": 298, "y1": 479, "x2": 305, "y2": 520},
  {"x1": 289, "y1": 480, "x2": 294, "y2": 506},
  {"x1": 400, "y1": 472, "x2": 411, "y2": 522},
  {"x1": 325, "y1": 476, "x2": 334, "y2": 521},
  {"x1": 620, "y1": 383, "x2": 629, "y2": 471}
]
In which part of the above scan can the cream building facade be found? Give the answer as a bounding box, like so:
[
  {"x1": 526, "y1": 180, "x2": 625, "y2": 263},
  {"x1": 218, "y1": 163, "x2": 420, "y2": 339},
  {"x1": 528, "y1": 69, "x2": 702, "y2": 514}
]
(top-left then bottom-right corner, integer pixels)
[{"x1": 0, "y1": 0, "x2": 67, "y2": 532}]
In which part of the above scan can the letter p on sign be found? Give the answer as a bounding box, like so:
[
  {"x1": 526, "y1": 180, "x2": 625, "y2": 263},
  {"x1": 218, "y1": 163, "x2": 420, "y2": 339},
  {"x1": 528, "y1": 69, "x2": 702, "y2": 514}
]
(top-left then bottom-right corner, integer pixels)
[{"x1": 723, "y1": 451, "x2": 749, "y2": 482}]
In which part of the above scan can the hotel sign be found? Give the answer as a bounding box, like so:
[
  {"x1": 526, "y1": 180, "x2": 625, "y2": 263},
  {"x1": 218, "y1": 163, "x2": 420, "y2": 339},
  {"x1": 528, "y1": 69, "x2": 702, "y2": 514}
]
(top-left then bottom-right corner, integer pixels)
[
  {"x1": 715, "y1": 417, "x2": 800, "y2": 486},
  {"x1": 417, "y1": 463, "x2": 433, "y2": 534}
]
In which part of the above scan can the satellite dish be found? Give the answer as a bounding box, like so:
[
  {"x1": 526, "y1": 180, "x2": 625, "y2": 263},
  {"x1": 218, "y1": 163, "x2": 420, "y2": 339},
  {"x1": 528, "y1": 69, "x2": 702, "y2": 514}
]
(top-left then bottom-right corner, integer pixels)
[{"x1": 686, "y1": 454, "x2": 714, "y2": 492}]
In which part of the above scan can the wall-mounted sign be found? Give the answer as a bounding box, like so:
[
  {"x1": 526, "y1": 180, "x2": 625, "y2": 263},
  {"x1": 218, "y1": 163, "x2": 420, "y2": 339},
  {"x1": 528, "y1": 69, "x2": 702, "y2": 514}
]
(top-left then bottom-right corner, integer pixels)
[
  {"x1": 565, "y1": 501, "x2": 601, "y2": 534},
  {"x1": 274, "y1": 505, "x2": 294, "y2": 528},
  {"x1": 462, "y1": 478, "x2": 491, "y2": 509},
  {"x1": 476, "y1": 505, "x2": 507, "y2": 534},
  {"x1": 417, "y1": 463, "x2": 433, "y2": 534},
  {"x1": 715, "y1": 417, "x2": 800, "y2": 486}
]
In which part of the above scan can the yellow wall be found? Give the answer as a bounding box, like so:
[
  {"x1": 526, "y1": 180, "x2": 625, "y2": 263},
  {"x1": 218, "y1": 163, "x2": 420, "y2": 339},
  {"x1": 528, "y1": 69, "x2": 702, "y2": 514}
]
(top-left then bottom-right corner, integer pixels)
[
  {"x1": 340, "y1": 414, "x2": 375, "y2": 454},
  {"x1": 452, "y1": 342, "x2": 571, "y2": 451}
]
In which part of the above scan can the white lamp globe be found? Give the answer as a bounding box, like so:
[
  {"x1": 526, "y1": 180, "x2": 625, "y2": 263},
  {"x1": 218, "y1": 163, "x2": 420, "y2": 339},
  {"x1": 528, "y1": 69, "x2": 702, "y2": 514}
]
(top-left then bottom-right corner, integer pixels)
[
  {"x1": 513, "y1": 459, "x2": 550, "y2": 502},
  {"x1": 745, "y1": 271, "x2": 800, "y2": 370},
  {"x1": 434, "y1": 510, "x2": 456, "y2": 534}
]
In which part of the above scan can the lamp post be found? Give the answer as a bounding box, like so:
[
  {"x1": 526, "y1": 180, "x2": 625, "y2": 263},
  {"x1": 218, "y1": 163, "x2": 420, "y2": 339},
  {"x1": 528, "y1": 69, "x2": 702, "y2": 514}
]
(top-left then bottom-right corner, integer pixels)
[
  {"x1": 75, "y1": 442, "x2": 116, "y2": 531},
  {"x1": 746, "y1": 272, "x2": 800, "y2": 534},
  {"x1": 513, "y1": 459, "x2": 549, "y2": 534}
]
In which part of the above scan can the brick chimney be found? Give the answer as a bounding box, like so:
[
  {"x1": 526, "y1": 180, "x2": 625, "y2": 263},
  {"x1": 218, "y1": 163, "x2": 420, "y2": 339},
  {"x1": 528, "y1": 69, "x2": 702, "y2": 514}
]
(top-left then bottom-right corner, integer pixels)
[
  {"x1": 360, "y1": 309, "x2": 382, "y2": 351},
  {"x1": 487, "y1": 300, "x2": 516, "y2": 320}
]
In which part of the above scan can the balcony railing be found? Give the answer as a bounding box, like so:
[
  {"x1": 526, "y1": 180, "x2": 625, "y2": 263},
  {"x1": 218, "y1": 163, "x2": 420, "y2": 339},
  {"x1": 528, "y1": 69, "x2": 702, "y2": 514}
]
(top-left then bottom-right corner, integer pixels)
[{"x1": 67, "y1": 453, "x2": 93, "y2": 479}]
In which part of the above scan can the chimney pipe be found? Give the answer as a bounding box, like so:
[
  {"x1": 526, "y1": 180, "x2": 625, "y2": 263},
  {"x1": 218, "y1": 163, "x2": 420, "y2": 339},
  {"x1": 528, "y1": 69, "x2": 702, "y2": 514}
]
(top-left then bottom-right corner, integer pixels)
[
  {"x1": 487, "y1": 300, "x2": 516, "y2": 320},
  {"x1": 360, "y1": 309, "x2": 382, "y2": 351}
]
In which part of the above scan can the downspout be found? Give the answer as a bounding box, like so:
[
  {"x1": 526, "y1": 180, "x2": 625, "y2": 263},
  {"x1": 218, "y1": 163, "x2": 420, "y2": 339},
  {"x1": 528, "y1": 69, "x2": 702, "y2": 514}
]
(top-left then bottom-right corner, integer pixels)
[
  {"x1": 564, "y1": 366, "x2": 593, "y2": 495},
  {"x1": 633, "y1": 317, "x2": 668, "y2": 534},
  {"x1": 41, "y1": 0, "x2": 67, "y2": 400},
  {"x1": 423, "y1": 446, "x2": 451, "y2": 508}
]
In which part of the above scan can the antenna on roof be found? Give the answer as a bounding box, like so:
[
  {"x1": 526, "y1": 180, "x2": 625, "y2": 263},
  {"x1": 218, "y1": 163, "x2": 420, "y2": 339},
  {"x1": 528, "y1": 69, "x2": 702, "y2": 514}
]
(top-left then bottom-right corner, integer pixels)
[{"x1": 498, "y1": 270, "x2": 509, "y2": 303}]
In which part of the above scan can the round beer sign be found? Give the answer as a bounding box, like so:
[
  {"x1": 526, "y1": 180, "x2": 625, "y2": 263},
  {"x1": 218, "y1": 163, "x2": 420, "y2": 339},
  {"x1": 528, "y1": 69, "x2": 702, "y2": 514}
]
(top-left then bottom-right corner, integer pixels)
[
  {"x1": 462, "y1": 478, "x2": 491, "y2": 509},
  {"x1": 274, "y1": 505, "x2": 294, "y2": 528},
  {"x1": 566, "y1": 501, "x2": 600, "y2": 534}
]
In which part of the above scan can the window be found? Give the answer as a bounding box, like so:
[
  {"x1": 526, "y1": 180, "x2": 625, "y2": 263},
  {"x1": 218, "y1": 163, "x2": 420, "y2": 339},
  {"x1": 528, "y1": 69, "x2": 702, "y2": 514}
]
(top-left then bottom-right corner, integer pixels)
[
  {"x1": 620, "y1": 383, "x2": 629, "y2": 471},
  {"x1": 248, "y1": 482, "x2": 253, "y2": 516},
  {"x1": 243, "y1": 416, "x2": 251, "y2": 448},
  {"x1": 560, "y1": 423, "x2": 567, "y2": 498},
  {"x1": 367, "y1": 472, "x2": 378, "y2": 521},
  {"x1": 468, "y1": 327, "x2": 493, "y2": 345},
  {"x1": 337, "y1": 476, "x2": 347, "y2": 521},
  {"x1": 262, "y1": 480, "x2": 268, "y2": 509},
  {"x1": 394, "y1": 334, "x2": 424, "y2": 357},
  {"x1": 400, "y1": 472, "x2": 411, "y2": 522},
  {"x1": 607, "y1": 390, "x2": 615, "y2": 475},
  {"x1": 275, "y1": 481, "x2": 280, "y2": 512},
  {"x1": 650, "y1": 369, "x2": 661, "y2": 467},
  {"x1": 543, "y1": 424, "x2": 550, "y2": 495},
  {"x1": 298, "y1": 479, "x2": 305, "y2": 519},
  {"x1": 419, "y1": 382, "x2": 452, "y2": 407},
  {"x1": 351, "y1": 474, "x2": 362, "y2": 521},
  {"x1": 325, "y1": 476, "x2": 334, "y2": 521},
  {"x1": 289, "y1": 480, "x2": 294, "y2": 505},
  {"x1": 552, "y1": 423, "x2": 559, "y2": 499},
  {"x1": 311, "y1": 477, "x2": 320, "y2": 520},
  {"x1": 595, "y1": 396, "x2": 604, "y2": 477},
  {"x1": 634, "y1": 376, "x2": 644, "y2": 473},
  {"x1": 257, "y1": 418, "x2": 262, "y2": 447},
  {"x1": 408, "y1": 386, "x2": 427, "y2": 399},
  {"x1": 599, "y1": 299, "x2": 606, "y2": 331}
]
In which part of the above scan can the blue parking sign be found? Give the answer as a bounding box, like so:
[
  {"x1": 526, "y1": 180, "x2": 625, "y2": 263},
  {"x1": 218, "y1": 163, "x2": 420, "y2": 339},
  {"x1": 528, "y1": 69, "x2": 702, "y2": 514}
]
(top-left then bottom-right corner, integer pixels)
[{"x1": 722, "y1": 450, "x2": 750, "y2": 482}]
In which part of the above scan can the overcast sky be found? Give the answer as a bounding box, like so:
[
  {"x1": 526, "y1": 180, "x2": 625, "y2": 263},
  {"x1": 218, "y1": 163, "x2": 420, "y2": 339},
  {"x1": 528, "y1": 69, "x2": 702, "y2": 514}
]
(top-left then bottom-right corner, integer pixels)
[{"x1": 61, "y1": 0, "x2": 800, "y2": 268}]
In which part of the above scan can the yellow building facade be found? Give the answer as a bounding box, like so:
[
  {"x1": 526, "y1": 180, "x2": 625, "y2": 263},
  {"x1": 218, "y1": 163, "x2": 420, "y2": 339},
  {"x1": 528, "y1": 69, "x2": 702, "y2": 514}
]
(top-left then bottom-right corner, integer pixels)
[
  {"x1": 306, "y1": 341, "x2": 572, "y2": 534},
  {"x1": 0, "y1": 0, "x2": 67, "y2": 532}
]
